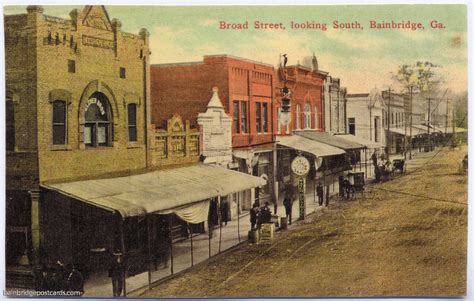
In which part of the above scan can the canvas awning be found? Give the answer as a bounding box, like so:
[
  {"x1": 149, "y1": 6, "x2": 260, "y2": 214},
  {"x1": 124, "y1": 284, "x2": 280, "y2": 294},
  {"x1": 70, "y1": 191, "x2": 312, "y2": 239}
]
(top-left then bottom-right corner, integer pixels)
[
  {"x1": 296, "y1": 131, "x2": 365, "y2": 151},
  {"x1": 277, "y1": 135, "x2": 345, "y2": 158},
  {"x1": 389, "y1": 127, "x2": 425, "y2": 137},
  {"x1": 334, "y1": 134, "x2": 385, "y2": 149},
  {"x1": 43, "y1": 164, "x2": 266, "y2": 221}
]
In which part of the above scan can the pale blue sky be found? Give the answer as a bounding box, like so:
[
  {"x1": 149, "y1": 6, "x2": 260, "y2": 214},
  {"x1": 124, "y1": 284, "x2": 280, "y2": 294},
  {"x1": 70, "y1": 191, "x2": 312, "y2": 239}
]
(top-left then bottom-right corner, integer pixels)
[{"x1": 3, "y1": 5, "x2": 468, "y2": 93}]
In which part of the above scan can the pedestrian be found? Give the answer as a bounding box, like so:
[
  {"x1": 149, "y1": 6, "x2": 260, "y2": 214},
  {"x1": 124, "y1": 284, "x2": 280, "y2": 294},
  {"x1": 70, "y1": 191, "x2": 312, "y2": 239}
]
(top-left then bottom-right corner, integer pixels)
[
  {"x1": 250, "y1": 202, "x2": 260, "y2": 230},
  {"x1": 109, "y1": 251, "x2": 125, "y2": 297},
  {"x1": 260, "y1": 201, "x2": 272, "y2": 224},
  {"x1": 66, "y1": 264, "x2": 84, "y2": 295},
  {"x1": 316, "y1": 182, "x2": 324, "y2": 206},
  {"x1": 325, "y1": 185, "x2": 330, "y2": 207},
  {"x1": 283, "y1": 193, "x2": 293, "y2": 225},
  {"x1": 220, "y1": 197, "x2": 229, "y2": 226},
  {"x1": 371, "y1": 151, "x2": 378, "y2": 167}
]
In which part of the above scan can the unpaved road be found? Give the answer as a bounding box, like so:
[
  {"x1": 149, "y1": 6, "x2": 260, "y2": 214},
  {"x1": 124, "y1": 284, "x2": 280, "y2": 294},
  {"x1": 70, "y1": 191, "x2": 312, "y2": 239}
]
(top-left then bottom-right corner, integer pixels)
[{"x1": 142, "y1": 146, "x2": 467, "y2": 298}]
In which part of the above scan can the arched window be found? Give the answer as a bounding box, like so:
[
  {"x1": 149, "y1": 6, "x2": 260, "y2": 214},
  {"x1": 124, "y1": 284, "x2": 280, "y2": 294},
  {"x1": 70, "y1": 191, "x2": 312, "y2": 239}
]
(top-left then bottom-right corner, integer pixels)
[
  {"x1": 295, "y1": 104, "x2": 301, "y2": 129},
  {"x1": 84, "y1": 92, "x2": 112, "y2": 147},
  {"x1": 314, "y1": 105, "x2": 319, "y2": 130},
  {"x1": 304, "y1": 103, "x2": 312, "y2": 129},
  {"x1": 52, "y1": 100, "x2": 67, "y2": 145}
]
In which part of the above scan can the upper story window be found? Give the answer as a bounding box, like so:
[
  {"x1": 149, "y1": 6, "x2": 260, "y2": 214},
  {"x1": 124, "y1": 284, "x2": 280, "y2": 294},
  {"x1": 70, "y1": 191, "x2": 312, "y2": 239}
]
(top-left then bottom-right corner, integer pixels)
[
  {"x1": 348, "y1": 117, "x2": 356, "y2": 135},
  {"x1": 84, "y1": 93, "x2": 112, "y2": 147},
  {"x1": 256, "y1": 103, "x2": 262, "y2": 133},
  {"x1": 128, "y1": 104, "x2": 137, "y2": 142},
  {"x1": 295, "y1": 104, "x2": 301, "y2": 129},
  {"x1": 68, "y1": 60, "x2": 76, "y2": 73},
  {"x1": 120, "y1": 67, "x2": 126, "y2": 79},
  {"x1": 314, "y1": 105, "x2": 319, "y2": 130},
  {"x1": 233, "y1": 101, "x2": 240, "y2": 134},
  {"x1": 6, "y1": 98, "x2": 15, "y2": 151},
  {"x1": 52, "y1": 100, "x2": 67, "y2": 145},
  {"x1": 304, "y1": 103, "x2": 312, "y2": 129},
  {"x1": 241, "y1": 102, "x2": 248, "y2": 133},
  {"x1": 277, "y1": 107, "x2": 281, "y2": 134},
  {"x1": 262, "y1": 103, "x2": 268, "y2": 133}
]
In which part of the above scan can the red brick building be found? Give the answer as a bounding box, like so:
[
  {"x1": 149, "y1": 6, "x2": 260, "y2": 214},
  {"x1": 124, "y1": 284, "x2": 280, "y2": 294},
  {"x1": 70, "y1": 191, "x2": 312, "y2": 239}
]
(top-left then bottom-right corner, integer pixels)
[
  {"x1": 151, "y1": 55, "x2": 275, "y2": 148},
  {"x1": 275, "y1": 62, "x2": 327, "y2": 135},
  {"x1": 151, "y1": 54, "x2": 276, "y2": 206}
]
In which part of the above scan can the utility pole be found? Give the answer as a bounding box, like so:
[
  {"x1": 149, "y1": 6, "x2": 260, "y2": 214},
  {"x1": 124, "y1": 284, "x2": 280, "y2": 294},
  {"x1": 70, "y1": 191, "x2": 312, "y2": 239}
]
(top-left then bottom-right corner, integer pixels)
[
  {"x1": 445, "y1": 98, "x2": 449, "y2": 135},
  {"x1": 403, "y1": 94, "x2": 408, "y2": 160},
  {"x1": 452, "y1": 104, "x2": 456, "y2": 147},
  {"x1": 427, "y1": 97, "x2": 432, "y2": 151},
  {"x1": 409, "y1": 85, "x2": 413, "y2": 159},
  {"x1": 386, "y1": 88, "x2": 391, "y2": 160}
]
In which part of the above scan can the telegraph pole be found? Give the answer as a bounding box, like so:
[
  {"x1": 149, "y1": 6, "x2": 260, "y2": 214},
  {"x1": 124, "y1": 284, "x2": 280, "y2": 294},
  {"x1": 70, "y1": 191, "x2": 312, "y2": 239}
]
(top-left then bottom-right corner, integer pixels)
[
  {"x1": 386, "y1": 88, "x2": 391, "y2": 160},
  {"x1": 427, "y1": 97, "x2": 432, "y2": 151},
  {"x1": 409, "y1": 85, "x2": 413, "y2": 159}
]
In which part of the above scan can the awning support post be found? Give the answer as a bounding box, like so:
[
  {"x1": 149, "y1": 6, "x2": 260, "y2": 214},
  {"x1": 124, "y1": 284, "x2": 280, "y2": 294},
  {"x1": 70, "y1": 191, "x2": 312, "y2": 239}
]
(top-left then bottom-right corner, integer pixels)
[
  {"x1": 218, "y1": 195, "x2": 222, "y2": 254},
  {"x1": 120, "y1": 218, "x2": 127, "y2": 297},
  {"x1": 208, "y1": 221, "x2": 212, "y2": 259},
  {"x1": 237, "y1": 195, "x2": 241, "y2": 243},
  {"x1": 364, "y1": 149, "x2": 368, "y2": 179},
  {"x1": 189, "y1": 222, "x2": 194, "y2": 266},
  {"x1": 147, "y1": 215, "x2": 152, "y2": 288},
  {"x1": 169, "y1": 215, "x2": 174, "y2": 275}
]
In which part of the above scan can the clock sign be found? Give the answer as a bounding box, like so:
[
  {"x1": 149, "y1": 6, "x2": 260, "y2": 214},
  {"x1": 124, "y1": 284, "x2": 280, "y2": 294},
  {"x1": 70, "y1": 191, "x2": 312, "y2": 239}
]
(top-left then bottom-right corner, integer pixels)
[{"x1": 291, "y1": 156, "x2": 310, "y2": 177}]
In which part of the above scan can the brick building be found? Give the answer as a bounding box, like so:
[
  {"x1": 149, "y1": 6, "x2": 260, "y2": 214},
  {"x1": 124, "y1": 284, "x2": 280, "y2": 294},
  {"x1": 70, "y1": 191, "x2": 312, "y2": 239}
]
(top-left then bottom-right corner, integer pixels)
[
  {"x1": 151, "y1": 55, "x2": 277, "y2": 209},
  {"x1": 5, "y1": 4, "x2": 151, "y2": 284}
]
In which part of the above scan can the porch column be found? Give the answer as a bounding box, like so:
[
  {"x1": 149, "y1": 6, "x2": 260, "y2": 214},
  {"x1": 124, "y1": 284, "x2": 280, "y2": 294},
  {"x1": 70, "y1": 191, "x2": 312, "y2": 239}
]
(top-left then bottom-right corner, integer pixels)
[{"x1": 30, "y1": 189, "x2": 41, "y2": 265}]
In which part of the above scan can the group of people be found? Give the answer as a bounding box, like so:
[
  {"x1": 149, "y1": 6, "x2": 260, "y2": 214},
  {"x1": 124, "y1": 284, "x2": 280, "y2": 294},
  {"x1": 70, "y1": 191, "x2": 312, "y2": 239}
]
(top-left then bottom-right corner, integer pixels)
[
  {"x1": 249, "y1": 201, "x2": 273, "y2": 230},
  {"x1": 37, "y1": 261, "x2": 84, "y2": 295}
]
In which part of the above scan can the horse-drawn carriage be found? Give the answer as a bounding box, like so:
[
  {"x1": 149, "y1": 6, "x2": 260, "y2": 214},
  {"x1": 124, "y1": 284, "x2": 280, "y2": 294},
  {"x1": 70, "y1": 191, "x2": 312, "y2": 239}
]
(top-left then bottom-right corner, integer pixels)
[{"x1": 341, "y1": 172, "x2": 365, "y2": 199}]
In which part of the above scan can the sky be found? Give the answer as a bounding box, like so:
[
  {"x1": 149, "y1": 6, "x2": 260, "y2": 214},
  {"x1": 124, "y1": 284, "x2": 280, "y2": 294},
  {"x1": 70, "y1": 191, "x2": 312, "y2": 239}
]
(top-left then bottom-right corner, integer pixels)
[{"x1": 3, "y1": 4, "x2": 468, "y2": 94}]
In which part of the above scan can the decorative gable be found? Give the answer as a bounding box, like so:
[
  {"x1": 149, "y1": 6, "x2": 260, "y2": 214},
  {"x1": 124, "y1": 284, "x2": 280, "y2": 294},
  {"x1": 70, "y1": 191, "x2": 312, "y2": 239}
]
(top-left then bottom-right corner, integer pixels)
[{"x1": 81, "y1": 5, "x2": 112, "y2": 31}]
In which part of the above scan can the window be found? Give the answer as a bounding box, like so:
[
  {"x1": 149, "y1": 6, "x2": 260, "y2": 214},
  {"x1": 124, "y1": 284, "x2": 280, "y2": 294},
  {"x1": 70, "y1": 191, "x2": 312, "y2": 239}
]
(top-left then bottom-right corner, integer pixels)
[
  {"x1": 295, "y1": 104, "x2": 301, "y2": 129},
  {"x1": 233, "y1": 101, "x2": 240, "y2": 134},
  {"x1": 262, "y1": 103, "x2": 268, "y2": 132},
  {"x1": 348, "y1": 117, "x2": 356, "y2": 135},
  {"x1": 52, "y1": 100, "x2": 67, "y2": 145},
  {"x1": 84, "y1": 93, "x2": 112, "y2": 147},
  {"x1": 128, "y1": 104, "x2": 137, "y2": 142},
  {"x1": 277, "y1": 107, "x2": 281, "y2": 134},
  {"x1": 314, "y1": 106, "x2": 319, "y2": 130},
  {"x1": 241, "y1": 101, "x2": 248, "y2": 133},
  {"x1": 120, "y1": 67, "x2": 126, "y2": 79},
  {"x1": 391, "y1": 112, "x2": 394, "y2": 126},
  {"x1": 374, "y1": 116, "x2": 380, "y2": 142},
  {"x1": 68, "y1": 60, "x2": 75, "y2": 73},
  {"x1": 256, "y1": 102, "x2": 262, "y2": 133},
  {"x1": 6, "y1": 98, "x2": 15, "y2": 151},
  {"x1": 304, "y1": 103, "x2": 311, "y2": 129}
]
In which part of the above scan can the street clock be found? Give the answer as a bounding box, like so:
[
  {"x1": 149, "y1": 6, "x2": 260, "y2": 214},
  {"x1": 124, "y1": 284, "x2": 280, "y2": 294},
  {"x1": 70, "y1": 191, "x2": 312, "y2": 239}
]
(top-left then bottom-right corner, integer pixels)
[{"x1": 291, "y1": 156, "x2": 310, "y2": 177}]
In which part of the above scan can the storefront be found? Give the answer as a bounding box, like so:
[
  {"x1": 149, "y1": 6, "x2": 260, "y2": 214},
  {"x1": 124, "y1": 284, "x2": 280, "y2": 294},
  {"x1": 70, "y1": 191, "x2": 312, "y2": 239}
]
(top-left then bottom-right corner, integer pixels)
[{"x1": 41, "y1": 164, "x2": 266, "y2": 296}]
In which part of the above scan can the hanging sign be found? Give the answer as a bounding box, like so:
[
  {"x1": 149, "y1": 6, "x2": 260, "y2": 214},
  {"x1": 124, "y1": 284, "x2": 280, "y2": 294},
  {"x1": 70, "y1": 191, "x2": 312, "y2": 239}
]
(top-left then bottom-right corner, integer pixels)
[{"x1": 291, "y1": 156, "x2": 310, "y2": 177}]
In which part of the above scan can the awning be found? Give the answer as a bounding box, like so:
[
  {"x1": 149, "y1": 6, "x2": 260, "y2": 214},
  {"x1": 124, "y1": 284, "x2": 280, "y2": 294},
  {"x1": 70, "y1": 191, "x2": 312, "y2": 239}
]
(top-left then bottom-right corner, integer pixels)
[
  {"x1": 334, "y1": 134, "x2": 384, "y2": 149},
  {"x1": 43, "y1": 164, "x2": 266, "y2": 219},
  {"x1": 296, "y1": 131, "x2": 365, "y2": 151},
  {"x1": 277, "y1": 135, "x2": 345, "y2": 157},
  {"x1": 389, "y1": 127, "x2": 425, "y2": 137}
]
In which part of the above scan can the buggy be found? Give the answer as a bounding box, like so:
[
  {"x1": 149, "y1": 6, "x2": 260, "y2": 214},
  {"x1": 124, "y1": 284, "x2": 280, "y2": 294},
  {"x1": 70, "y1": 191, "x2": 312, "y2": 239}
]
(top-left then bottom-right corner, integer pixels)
[
  {"x1": 392, "y1": 159, "x2": 405, "y2": 174},
  {"x1": 342, "y1": 172, "x2": 365, "y2": 199}
]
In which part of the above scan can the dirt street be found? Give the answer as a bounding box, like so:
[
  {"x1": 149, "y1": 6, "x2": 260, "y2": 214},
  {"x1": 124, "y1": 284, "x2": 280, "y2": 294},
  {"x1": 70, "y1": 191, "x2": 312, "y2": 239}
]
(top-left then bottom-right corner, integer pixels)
[{"x1": 141, "y1": 146, "x2": 468, "y2": 298}]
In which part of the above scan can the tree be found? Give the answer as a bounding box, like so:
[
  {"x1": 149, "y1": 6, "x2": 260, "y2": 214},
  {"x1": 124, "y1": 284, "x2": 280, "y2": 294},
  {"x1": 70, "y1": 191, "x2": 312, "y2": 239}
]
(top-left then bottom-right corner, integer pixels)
[{"x1": 393, "y1": 61, "x2": 442, "y2": 95}]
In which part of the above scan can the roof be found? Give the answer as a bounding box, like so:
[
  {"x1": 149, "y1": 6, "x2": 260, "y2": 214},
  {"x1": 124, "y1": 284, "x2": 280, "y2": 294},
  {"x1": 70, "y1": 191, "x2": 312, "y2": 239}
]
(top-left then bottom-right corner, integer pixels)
[
  {"x1": 389, "y1": 127, "x2": 426, "y2": 136},
  {"x1": 296, "y1": 131, "x2": 365, "y2": 151},
  {"x1": 334, "y1": 134, "x2": 384, "y2": 149},
  {"x1": 43, "y1": 164, "x2": 266, "y2": 218},
  {"x1": 277, "y1": 135, "x2": 345, "y2": 158},
  {"x1": 346, "y1": 93, "x2": 370, "y2": 98}
]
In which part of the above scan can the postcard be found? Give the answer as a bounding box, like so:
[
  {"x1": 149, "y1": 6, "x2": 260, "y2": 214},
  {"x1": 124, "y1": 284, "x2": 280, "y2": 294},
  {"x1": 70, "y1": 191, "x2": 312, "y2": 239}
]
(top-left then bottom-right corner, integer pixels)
[{"x1": 2, "y1": 2, "x2": 468, "y2": 298}]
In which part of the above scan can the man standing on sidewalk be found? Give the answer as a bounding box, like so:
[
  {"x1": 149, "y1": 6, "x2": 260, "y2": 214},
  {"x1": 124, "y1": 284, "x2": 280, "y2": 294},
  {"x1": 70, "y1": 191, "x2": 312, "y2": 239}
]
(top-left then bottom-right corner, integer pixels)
[
  {"x1": 283, "y1": 193, "x2": 293, "y2": 225},
  {"x1": 316, "y1": 182, "x2": 324, "y2": 206}
]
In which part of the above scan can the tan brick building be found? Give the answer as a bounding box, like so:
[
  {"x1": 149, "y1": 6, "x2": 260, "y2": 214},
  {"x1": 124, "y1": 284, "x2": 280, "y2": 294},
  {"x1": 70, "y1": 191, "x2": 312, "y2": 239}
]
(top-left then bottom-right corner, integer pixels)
[{"x1": 5, "y1": 5, "x2": 150, "y2": 279}]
